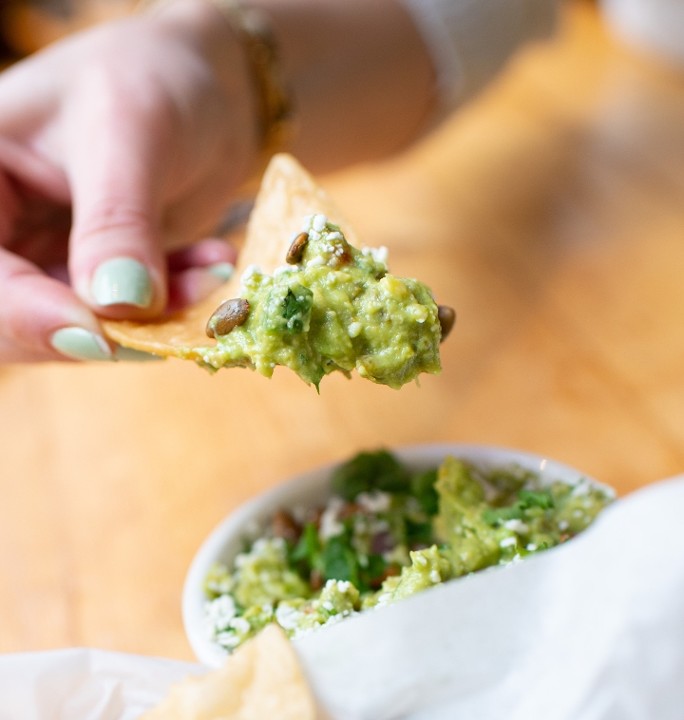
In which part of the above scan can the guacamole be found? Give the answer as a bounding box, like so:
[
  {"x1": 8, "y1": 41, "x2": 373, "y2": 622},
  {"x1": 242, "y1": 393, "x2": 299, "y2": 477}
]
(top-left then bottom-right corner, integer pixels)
[
  {"x1": 203, "y1": 451, "x2": 613, "y2": 653},
  {"x1": 192, "y1": 214, "x2": 443, "y2": 389}
]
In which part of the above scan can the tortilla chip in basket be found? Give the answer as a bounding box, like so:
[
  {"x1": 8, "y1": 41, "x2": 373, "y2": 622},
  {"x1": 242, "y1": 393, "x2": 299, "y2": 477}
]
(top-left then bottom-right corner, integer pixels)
[{"x1": 140, "y1": 625, "x2": 318, "y2": 720}]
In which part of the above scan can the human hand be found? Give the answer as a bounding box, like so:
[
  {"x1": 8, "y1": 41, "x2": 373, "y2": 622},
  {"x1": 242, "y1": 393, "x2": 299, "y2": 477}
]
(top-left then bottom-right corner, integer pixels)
[{"x1": 0, "y1": 0, "x2": 257, "y2": 362}]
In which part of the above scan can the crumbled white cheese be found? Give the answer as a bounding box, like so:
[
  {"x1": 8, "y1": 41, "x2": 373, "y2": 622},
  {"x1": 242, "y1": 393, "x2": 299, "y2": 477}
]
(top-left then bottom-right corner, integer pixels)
[
  {"x1": 356, "y1": 491, "x2": 391, "y2": 513},
  {"x1": 240, "y1": 264, "x2": 261, "y2": 285},
  {"x1": 348, "y1": 322, "x2": 362, "y2": 338},
  {"x1": 205, "y1": 595, "x2": 237, "y2": 631},
  {"x1": 503, "y1": 519, "x2": 529, "y2": 534},
  {"x1": 276, "y1": 604, "x2": 303, "y2": 631},
  {"x1": 319, "y1": 497, "x2": 346, "y2": 540},
  {"x1": 500, "y1": 536, "x2": 518, "y2": 548},
  {"x1": 361, "y1": 246, "x2": 389, "y2": 265},
  {"x1": 312, "y1": 214, "x2": 327, "y2": 232},
  {"x1": 215, "y1": 631, "x2": 241, "y2": 649},
  {"x1": 335, "y1": 580, "x2": 352, "y2": 594},
  {"x1": 305, "y1": 255, "x2": 326, "y2": 268},
  {"x1": 273, "y1": 264, "x2": 295, "y2": 277},
  {"x1": 408, "y1": 305, "x2": 429, "y2": 323},
  {"x1": 230, "y1": 617, "x2": 250, "y2": 635}
]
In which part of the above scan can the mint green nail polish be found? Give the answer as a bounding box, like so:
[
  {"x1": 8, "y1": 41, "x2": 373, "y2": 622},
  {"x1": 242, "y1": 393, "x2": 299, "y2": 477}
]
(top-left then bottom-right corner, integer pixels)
[
  {"x1": 50, "y1": 327, "x2": 113, "y2": 362},
  {"x1": 91, "y1": 257, "x2": 153, "y2": 308},
  {"x1": 113, "y1": 345, "x2": 164, "y2": 362},
  {"x1": 207, "y1": 262, "x2": 234, "y2": 282}
]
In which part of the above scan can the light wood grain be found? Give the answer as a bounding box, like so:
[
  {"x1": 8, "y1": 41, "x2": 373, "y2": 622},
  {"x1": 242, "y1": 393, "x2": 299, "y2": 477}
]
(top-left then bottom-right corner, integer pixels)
[{"x1": 2, "y1": 1, "x2": 684, "y2": 660}]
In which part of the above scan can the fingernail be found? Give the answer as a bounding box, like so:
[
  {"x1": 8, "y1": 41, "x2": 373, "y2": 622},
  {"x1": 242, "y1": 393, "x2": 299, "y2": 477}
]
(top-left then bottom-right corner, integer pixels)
[
  {"x1": 91, "y1": 257, "x2": 153, "y2": 308},
  {"x1": 206, "y1": 262, "x2": 234, "y2": 282},
  {"x1": 113, "y1": 345, "x2": 164, "y2": 362},
  {"x1": 50, "y1": 327, "x2": 114, "y2": 362}
]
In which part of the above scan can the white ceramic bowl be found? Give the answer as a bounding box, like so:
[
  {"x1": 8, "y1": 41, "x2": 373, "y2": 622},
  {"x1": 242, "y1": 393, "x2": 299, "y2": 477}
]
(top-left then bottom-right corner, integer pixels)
[{"x1": 182, "y1": 443, "x2": 608, "y2": 667}]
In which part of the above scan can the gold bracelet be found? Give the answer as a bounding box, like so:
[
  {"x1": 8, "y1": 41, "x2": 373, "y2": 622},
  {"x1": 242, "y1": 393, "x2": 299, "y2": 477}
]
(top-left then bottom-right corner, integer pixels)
[{"x1": 138, "y1": 0, "x2": 293, "y2": 164}]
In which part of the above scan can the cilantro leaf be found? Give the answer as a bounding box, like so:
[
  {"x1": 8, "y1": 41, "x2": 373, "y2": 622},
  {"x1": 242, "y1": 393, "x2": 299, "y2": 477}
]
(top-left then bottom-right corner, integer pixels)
[
  {"x1": 331, "y1": 450, "x2": 410, "y2": 500},
  {"x1": 363, "y1": 554, "x2": 389, "y2": 590},
  {"x1": 482, "y1": 505, "x2": 525, "y2": 525},
  {"x1": 518, "y1": 489, "x2": 554, "y2": 510},
  {"x1": 405, "y1": 518, "x2": 435, "y2": 548},
  {"x1": 482, "y1": 488, "x2": 555, "y2": 526},
  {"x1": 290, "y1": 522, "x2": 321, "y2": 569},
  {"x1": 281, "y1": 284, "x2": 313, "y2": 333},
  {"x1": 322, "y1": 536, "x2": 360, "y2": 587},
  {"x1": 410, "y1": 469, "x2": 439, "y2": 515}
]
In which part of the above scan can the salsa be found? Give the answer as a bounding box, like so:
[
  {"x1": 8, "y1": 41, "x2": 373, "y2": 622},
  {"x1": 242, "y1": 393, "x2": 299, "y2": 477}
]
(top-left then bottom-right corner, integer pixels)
[{"x1": 203, "y1": 450, "x2": 613, "y2": 653}]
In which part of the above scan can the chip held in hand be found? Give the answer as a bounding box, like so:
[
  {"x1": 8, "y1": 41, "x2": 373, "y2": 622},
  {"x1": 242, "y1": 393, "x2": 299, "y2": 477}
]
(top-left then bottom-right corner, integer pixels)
[{"x1": 103, "y1": 154, "x2": 454, "y2": 388}]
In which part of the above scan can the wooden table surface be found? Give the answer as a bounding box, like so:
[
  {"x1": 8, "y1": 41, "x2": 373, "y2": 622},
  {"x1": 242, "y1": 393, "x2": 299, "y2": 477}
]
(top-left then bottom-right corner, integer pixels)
[{"x1": 2, "y1": 1, "x2": 684, "y2": 661}]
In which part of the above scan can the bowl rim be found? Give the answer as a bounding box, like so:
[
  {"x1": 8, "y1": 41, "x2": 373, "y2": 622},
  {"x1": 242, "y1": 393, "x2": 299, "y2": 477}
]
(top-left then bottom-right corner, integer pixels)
[{"x1": 182, "y1": 443, "x2": 609, "y2": 667}]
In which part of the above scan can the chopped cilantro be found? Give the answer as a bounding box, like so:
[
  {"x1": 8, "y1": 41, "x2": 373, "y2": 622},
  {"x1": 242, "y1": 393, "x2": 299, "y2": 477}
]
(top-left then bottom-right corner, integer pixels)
[
  {"x1": 410, "y1": 469, "x2": 439, "y2": 515},
  {"x1": 365, "y1": 554, "x2": 389, "y2": 589},
  {"x1": 482, "y1": 505, "x2": 524, "y2": 525},
  {"x1": 482, "y1": 488, "x2": 555, "y2": 525},
  {"x1": 518, "y1": 489, "x2": 554, "y2": 510},
  {"x1": 404, "y1": 518, "x2": 434, "y2": 548},
  {"x1": 281, "y1": 284, "x2": 313, "y2": 333},
  {"x1": 322, "y1": 536, "x2": 360, "y2": 587},
  {"x1": 331, "y1": 450, "x2": 411, "y2": 500},
  {"x1": 290, "y1": 521, "x2": 321, "y2": 568}
]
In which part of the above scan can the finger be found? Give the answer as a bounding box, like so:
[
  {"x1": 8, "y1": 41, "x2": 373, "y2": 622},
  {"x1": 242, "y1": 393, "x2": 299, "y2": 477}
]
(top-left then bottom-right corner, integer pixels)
[
  {"x1": 167, "y1": 237, "x2": 237, "y2": 273},
  {"x1": 165, "y1": 238, "x2": 236, "y2": 313},
  {"x1": 0, "y1": 158, "x2": 71, "y2": 273},
  {"x1": 0, "y1": 247, "x2": 114, "y2": 363},
  {"x1": 63, "y1": 70, "x2": 171, "y2": 319},
  {"x1": 166, "y1": 264, "x2": 233, "y2": 314}
]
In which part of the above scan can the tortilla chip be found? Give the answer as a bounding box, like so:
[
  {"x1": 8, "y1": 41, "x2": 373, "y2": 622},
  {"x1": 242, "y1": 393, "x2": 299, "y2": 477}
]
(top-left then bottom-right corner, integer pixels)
[
  {"x1": 102, "y1": 154, "x2": 352, "y2": 357},
  {"x1": 141, "y1": 625, "x2": 318, "y2": 720}
]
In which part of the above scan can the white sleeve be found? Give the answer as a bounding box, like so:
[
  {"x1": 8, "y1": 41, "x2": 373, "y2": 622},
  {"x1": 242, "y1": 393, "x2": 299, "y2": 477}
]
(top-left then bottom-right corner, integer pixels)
[{"x1": 399, "y1": 0, "x2": 559, "y2": 117}]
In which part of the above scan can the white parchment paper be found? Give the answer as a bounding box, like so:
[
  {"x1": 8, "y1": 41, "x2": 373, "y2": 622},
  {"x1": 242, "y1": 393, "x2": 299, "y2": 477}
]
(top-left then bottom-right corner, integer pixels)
[
  {"x1": 2, "y1": 476, "x2": 684, "y2": 720},
  {"x1": 0, "y1": 649, "x2": 200, "y2": 720}
]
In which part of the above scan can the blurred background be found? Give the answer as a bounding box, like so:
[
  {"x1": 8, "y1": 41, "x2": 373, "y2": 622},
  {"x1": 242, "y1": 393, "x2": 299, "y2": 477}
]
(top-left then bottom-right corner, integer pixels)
[
  {"x1": 0, "y1": 0, "x2": 133, "y2": 63},
  {"x1": 2, "y1": 0, "x2": 684, "y2": 661}
]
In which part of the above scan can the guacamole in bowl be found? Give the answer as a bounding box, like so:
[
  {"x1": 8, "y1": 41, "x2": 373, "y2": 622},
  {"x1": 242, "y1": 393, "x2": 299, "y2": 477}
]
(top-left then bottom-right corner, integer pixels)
[{"x1": 183, "y1": 446, "x2": 613, "y2": 667}]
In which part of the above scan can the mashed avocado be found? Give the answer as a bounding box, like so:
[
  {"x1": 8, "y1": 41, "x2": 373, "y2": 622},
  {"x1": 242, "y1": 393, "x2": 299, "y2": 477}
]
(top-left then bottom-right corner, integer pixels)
[
  {"x1": 192, "y1": 214, "x2": 443, "y2": 389},
  {"x1": 203, "y1": 451, "x2": 613, "y2": 653}
]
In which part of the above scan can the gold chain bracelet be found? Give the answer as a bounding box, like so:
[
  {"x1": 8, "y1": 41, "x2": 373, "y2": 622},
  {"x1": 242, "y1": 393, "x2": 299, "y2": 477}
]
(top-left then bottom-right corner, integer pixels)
[{"x1": 138, "y1": 0, "x2": 293, "y2": 165}]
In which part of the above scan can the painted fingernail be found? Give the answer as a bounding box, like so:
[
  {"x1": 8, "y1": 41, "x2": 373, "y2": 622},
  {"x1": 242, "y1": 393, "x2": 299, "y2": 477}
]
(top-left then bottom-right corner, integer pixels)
[
  {"x1": 113, "y1": 345, "x2": 164, "y2": 362},
  {"x1": 206, "y1": 262, "x2": 234, "y2": 282},
  {"x1": 91, "y1": 257, "x2": 153, "y2": 308},
  {"x1": 50, "y1": 327, "x2": 114, "y2": 362}
]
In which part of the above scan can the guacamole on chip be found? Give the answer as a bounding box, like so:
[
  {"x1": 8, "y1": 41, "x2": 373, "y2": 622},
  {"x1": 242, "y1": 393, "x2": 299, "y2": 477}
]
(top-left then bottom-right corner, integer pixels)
[
  {"x1": 191, "y1": 214, "x2": 444, "y2": 389},
  {"x1": 102, "y1": 154, "x2": 454, "y2": 389}
]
